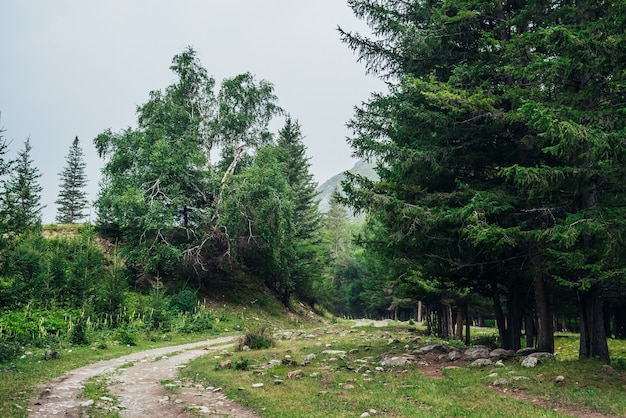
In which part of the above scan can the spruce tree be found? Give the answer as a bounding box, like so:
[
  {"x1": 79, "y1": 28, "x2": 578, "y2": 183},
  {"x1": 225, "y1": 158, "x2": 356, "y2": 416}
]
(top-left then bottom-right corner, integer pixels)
[
  {"x1": 55, "y1": 136, "x2": 89, "y2": 224},
  {"x1": 274, "y1": 116, "x2": 323, "y2": 301},
  {"x1": 2, "y1": 138, "x2": 43, "y2": 232},
  {"x1": 341, "y1": 0, "x2": 626, "y2": 361}
]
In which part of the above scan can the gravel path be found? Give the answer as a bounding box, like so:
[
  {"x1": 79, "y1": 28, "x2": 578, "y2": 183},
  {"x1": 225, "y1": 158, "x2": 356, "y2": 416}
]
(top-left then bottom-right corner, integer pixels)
[{"x1": 29, "y1": 336, "x2": 259, "y2": 418}]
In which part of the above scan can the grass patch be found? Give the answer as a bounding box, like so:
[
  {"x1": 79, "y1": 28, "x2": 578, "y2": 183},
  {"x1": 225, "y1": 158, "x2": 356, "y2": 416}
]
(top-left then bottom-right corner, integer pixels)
[
  {"x1": 181, "y1": 322, "x2": 626, "y2": 417},
  {"x1": 80, "y1": 375, "x2": 121, "y2": 417}
]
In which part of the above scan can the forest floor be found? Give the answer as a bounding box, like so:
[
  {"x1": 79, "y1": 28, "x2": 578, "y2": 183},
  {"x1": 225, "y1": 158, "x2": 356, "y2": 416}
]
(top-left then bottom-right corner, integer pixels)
[{"x1": 26, "y1": 321, "x2": 623, "y2": 418}]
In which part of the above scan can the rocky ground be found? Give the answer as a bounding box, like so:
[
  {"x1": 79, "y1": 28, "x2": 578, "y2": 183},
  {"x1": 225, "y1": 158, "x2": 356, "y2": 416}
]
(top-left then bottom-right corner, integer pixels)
[{"x1": 28, "y1": 322, "x2": 621, "y2": 418}]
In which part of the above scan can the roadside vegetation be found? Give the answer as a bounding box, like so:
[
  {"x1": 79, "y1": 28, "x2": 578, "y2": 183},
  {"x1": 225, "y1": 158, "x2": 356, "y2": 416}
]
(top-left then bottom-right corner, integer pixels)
[{"x1": 182, "y1": 322, "x2": 626, "y2": 418}]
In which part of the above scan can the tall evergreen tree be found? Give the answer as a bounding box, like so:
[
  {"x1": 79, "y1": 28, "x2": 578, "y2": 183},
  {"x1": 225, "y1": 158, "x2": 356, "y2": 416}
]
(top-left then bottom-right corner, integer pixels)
[
  {"x1": 274, "y1": 116, "x2": 323, "y2": 301},
  {"x1": 340, "y1": 0, "x2": 626, "y2": 361},
  {"x1": 55, "y1": 136, "x2": 89, "y2": 224},
  {"x1": 2, "y1": 138, "x2": 43, "y2": 232}
]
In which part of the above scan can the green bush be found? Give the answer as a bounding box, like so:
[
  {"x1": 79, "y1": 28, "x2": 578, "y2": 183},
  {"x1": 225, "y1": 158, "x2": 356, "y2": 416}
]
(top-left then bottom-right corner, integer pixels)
[
  {"x1": 115, "y1": 324, "x2": 138, "y2": 346},
  {"x1": 0, "y1": 340, "x2": 22, "y2": 363},
  {"x1": 237, "y1": 327, "x2": 275, "y2": 351},
  {"x1": 234, "y1": 356, "x2": 251, "y2": 371},
  {"x1": 168, "y1": 289, "x2": 198, "y2": 314},
  {"x1": 471, "y1": 334, "x2": 499, "y2": 349}
]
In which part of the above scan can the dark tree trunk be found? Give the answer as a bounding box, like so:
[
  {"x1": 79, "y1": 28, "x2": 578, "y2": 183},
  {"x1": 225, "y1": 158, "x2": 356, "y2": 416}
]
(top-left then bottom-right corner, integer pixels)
[
  {"x1": 455, "y1": 304, "x2": 463, "y2": 340},
  {"x1": 493, "y1": 293, "x2": 508, "y2": 349},
  {"x1": 578, "y1": 285, "x2": 610, "y2": 362},
  {"x1": 524, "y1": 312, "x2": 536, "y2": 348},
  {"x1": 534, "y1": 274, "x2": 554, "y2": 353},
  {"x1": 464, "y1": 301, "x2": 471, "y2": 346},
  {"x1": 614, "y1": 306, "x2": 626, "y2": 340}
]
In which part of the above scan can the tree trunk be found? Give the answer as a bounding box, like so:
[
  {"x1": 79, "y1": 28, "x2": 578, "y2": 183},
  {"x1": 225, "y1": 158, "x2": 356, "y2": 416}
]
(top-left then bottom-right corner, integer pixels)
[
  {"x1": 455, "y1": 304, "x2": 463, "y2": 340},
  {"x1": 464, "y1": 301, "x2": 471, "y2": 346},
  {"x1": 614, "y1": 306, "x2": 626, "y2": 340},
  {"x1": 493, "y1": 293, "x2": 508, "y2": 349},
  {"x1": 524, "y1": 312, "x2": 536, "y2": 348},
  {"x1": 578, "y1": 285, "x2": 610, "y2": 362},
  {"x1": 534, "y1": 274, "x2": 554, "y2": 353},
  {"x1": 417, "y1": 300, "x2": 423, "y2": 323}
]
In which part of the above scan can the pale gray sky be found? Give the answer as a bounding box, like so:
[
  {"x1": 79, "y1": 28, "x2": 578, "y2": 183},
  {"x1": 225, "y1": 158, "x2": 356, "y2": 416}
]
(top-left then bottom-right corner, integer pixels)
[{"x1": 0, "y1": 1, "x2": 383, "y2": 223}]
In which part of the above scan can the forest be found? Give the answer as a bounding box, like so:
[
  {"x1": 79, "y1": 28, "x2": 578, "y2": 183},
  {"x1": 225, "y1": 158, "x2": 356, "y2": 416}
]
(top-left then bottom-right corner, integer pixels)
[{"x1": 1, "y1": 0, "x2": 626, "y2": 367}]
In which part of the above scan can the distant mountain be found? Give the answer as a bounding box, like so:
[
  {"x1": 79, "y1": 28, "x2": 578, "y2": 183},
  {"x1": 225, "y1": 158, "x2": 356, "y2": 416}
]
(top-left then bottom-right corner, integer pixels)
[{"x1": 316, "y1": 159, "x2": 378, "y2": 213}]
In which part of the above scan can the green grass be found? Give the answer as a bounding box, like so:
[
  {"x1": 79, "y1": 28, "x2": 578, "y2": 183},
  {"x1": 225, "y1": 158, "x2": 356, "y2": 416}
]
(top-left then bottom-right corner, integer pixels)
[
  {"x1": 80, "y1": 374, "x2": 122, "y2": 418},
  {"x1": 0, "y1": 302, "x2": 302, "y2": 418},
  {"x1": 181, "y1": 322, "x2": 626, "y2": 418}
]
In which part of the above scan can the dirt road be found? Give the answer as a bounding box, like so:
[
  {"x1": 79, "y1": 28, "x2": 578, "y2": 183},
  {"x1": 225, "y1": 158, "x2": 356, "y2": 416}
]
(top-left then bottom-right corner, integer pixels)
[{"x1": 29, "y1": 336, "x2": 259, "y2": 417}]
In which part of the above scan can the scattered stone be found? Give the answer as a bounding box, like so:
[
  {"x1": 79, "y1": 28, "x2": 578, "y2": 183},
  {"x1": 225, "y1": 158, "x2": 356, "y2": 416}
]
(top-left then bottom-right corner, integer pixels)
[
  {"x1": 528, "y1": 352, "x2": 555, "y2": 361},
  {"x1": 489, "y1": 348, "x2": 516, "y2": 360},
  {"x1": 555, "y1": 375, "x2": 565, "y2": 383},
  {"x1": 252, "y1": 383, "x2": 264, "y2": 388},
  {"x1": 487, "y1": 372, "x2": 498, "y2": 378},
  {"x1": 464, "y1": 346, "x2": 491, "y2": 361},
  {"x1": 379, "y1": 355, "x2": 415, "y2": 367},
  {"x1": 100, "y1": 396, "x2": 114, "y2": 402},
  {"x1": 495, "y1": 360, "x2": 505, "y2": 367},
  {"x1": 448, "y1": 350, "x2": 462, "y2": 361},
  {"x1": 44, "y1": 350, "x2": 59, "y2": 360},
  {"x1": 287, "y1": 369, "x2": 304, "y2": 379},
  {"x1": 304, "y1": 353, "x2": 317, "y2": 362},
  {"x1": 80, "y1": 399, "x2": 94, "y2": 407},
  {"x1": 361, "y1": 413, "x2": 370, "y2": 418},
  {"x1": 218, "y1": 359, "x2": 232, "y2": 369},
  {"x1": 513, "y1": 376, "x2": 530, "y2": 381},
  {"x1": 516, "y1": 347, "x2": 537, "y2": 356},
  {"x1": 322, "y1": 350, "x2": 347, "y2": 356},
  {"x1": 274, "y1": 379, "x2": 283, "y2": 385},
  {"x1": 493, "y1": 378, "x2": 510, "y2": 386},
  {"x1": 521, "y1": 356, "x2": 539, "y2": 368},
  {"x1": 212, "y1": 387, "x2": 223, "y2": 392},
  {"x1": 343, "y1": 384, "x2": 355, "y2": 389},
  {"x1": 419, "y1": 344, "x2": 448, "y2": 354},
  {"x1": 470, "y1": 359, "x2": 493, "y2": 367},
  {"x1": 602, "y1": 365, "x2": 615, "y2": 373},
  {"x1": 388, "y1": 338, "x2": 400, "y2": 344},
  {"x1": 349, "y1": 348, "x2": 359, "y2": 354},
  {"x1": 282, "y1": 358, "x2": 298, "y2": 367}
]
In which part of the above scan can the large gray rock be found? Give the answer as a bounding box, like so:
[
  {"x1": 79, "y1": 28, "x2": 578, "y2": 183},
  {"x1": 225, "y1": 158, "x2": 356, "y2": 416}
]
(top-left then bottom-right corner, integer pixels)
[
  {"x1": 521, "y1": 356, "x2": 539, "y2": 368},
  {"x1": 419, "y1": 344, "x2": 448, "y2": 354},
  {"x1": 470, "y1": 358, "x2": 493, "y2": 367},
  {"x1": 379, "y1": 355, "x2": 415, "y2": 367},
  {"x1": 489, "y1": 348, "x2": 516, "y2": 360},
  {"x1": 528, "y1": 352, "x2": 554, "y2": 361},
  {"x1": 448, "y1": 350, "x2": 463, "y2": 361},
  {"x1": 516, "y1": 347, "x2": 537, "y2": 356},
  {"x1": 464, "y1": 346, "x2": 491, "y2": 361}
]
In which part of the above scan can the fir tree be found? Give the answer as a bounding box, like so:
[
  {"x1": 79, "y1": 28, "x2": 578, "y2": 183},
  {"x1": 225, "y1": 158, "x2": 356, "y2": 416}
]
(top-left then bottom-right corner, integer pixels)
[
  {"x1": 55, "y1": 136, "x2": 89, "y2": 224},
  {"x1": 275, "y1": 116, "x2": 323, "y2": 301},
  {"x1": 2, "y1": 138, "x2": 43, "y2": 232}
]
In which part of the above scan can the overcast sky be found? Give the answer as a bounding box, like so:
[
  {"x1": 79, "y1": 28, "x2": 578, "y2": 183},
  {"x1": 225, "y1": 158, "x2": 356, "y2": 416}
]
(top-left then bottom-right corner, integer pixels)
[{"x1": 0, "y1": 1, "x2": 384, "y2": 223}]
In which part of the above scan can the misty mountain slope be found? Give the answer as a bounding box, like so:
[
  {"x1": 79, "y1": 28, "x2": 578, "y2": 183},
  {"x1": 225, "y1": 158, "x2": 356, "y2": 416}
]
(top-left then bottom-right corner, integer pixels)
[{"x1": 316, "y1": 159, "x2": 378, "y2": 213}]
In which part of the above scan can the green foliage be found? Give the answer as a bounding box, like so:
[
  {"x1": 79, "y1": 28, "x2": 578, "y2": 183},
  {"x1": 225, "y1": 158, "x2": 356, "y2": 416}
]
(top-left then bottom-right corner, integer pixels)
[
  {"x1": 234, "y1": 356, "x2": 251, "y2": 371},
  {"x1": 168, "y1": 288, "x2": 198, "y2": 314},
  {"x1": 55, "y1": 136, "x2": 89, "y2": 224},
  {"x1": 237, "y1": 327, "x2": 274, "y2": 351},
  {"x1": 1, "y1": 138, "x2": 43, "y2": 232}
]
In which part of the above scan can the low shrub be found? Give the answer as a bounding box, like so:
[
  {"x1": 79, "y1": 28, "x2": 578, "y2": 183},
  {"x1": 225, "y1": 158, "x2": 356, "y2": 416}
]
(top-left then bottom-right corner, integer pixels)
[{"x1": 237, "y1": 327, "x2": 275, "y2": 351}]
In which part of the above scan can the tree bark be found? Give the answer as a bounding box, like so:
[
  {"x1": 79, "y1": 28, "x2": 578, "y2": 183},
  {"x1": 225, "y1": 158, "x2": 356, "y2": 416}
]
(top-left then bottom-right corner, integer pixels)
[
  {"x1": 534, "y1": 274, "x2": 554, "y2": 353},
  {"x1": 578, "y1": 285, "x2": 610, "y2": 362}
]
